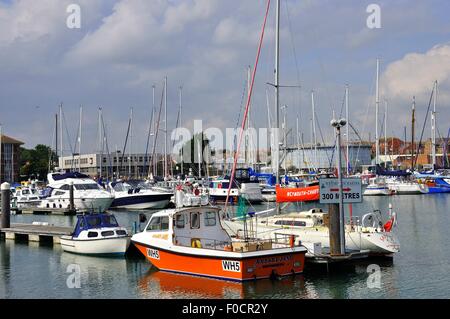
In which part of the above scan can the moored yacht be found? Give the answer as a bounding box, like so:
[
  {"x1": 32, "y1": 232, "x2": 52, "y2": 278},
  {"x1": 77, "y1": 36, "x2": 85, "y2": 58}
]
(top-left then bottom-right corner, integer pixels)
[
  {"x1": 108, "y1": 180, "x2": 173, "y2": 210},
  {"x1": 39, "y1": 172, "x2": 114, "y2": 212},
  {"x1": 224, "y1": 207, "x2": 400, "y2": 257},
  {"x1": 387, "y1": 178, "x2": 429, "y2": 195}
]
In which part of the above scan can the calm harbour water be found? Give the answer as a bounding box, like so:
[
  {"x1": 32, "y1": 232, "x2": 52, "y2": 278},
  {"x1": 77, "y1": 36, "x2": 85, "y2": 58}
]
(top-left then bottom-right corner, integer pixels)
[{"x1": 1, "y1": 194, "x2": 450, "y2": 299}]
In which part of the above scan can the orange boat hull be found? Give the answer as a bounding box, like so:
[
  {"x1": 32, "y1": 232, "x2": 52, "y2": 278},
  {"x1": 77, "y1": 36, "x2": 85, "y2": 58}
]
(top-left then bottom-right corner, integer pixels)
[
  {"x1": 133, "y1": 242, "x2": 305, "y2": 282},
  {"x1": 276, "y1": 185, "x2": 320, "y2": 203}
]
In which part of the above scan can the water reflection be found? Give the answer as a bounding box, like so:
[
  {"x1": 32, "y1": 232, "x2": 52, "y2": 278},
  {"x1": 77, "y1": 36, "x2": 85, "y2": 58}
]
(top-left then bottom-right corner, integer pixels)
[{"x1": 138, "y1": 269, "x2": 244, "y2": 299}]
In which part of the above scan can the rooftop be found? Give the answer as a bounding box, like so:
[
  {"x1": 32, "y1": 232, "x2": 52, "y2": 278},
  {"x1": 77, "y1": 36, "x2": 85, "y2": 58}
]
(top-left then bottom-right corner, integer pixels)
[{"x1": 0, "y1": 134, "x2": 24, "y2": 145}]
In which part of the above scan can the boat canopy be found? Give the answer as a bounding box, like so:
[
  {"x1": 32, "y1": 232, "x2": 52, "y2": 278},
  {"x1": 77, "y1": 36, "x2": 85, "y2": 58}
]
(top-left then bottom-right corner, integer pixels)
[
  {"x1": 52, "y1": 172, "x2": 91, "y2": 181},
  {"x1": 376, "y1": 165, "x2": 411, "y2": 177},
  {"x1": 73, "y1": 213, "x2": 119, "y2": 237}
]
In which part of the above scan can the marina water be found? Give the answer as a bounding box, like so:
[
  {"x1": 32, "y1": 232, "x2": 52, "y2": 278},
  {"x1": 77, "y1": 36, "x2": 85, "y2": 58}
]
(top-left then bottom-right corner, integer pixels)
[{"x1": 1, "y1": 194, "x2": 450, "y2": 299}]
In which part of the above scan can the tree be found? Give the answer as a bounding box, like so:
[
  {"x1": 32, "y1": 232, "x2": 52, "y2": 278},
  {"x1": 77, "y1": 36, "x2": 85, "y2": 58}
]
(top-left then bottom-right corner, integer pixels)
[
  {"x1": 179, "y1": 133, "x2": 211, "y2": 176},
  {"x1": 19, "y1": 144, "x2": 55, "y2": 181}
]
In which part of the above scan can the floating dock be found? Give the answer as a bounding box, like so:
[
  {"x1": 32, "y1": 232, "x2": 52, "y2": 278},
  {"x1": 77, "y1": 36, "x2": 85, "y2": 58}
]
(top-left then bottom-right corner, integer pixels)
[
  {"x1": 0, "y1": 223, "x2": 72, "y2": 244},
  {"x1": 11, "y1": 207, "x2": 77, "y2": 215}
]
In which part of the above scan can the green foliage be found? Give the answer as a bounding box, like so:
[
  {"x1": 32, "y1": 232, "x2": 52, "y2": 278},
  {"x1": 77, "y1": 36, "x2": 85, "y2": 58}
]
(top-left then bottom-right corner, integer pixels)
[
  {"x1": 19, "y1": 144, "x2": 55, "y2": 181},
  {"x1": 178, "y1": 132, "x2": 211, "y2": 176}
]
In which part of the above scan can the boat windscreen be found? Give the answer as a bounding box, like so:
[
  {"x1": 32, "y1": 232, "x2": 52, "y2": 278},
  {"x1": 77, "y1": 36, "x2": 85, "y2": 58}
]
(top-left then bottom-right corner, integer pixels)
[{"x1": 75, "y1": 184, "x2": 101, "y2": 191}]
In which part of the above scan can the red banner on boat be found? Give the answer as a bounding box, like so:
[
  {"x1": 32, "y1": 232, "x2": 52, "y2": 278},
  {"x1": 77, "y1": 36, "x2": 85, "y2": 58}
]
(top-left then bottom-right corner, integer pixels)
[{"x1": 276, "y1": 185, "x2": 320, "y2": 203}]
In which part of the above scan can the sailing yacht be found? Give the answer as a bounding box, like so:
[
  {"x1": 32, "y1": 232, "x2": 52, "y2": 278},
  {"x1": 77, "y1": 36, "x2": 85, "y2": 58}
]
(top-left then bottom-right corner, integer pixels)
[
  {"x1": 386, "y1": 178, "x2": 429, "y2": 195},
  {"x1": 224, "y1": 207, "x2": 400, "y2": 257}
]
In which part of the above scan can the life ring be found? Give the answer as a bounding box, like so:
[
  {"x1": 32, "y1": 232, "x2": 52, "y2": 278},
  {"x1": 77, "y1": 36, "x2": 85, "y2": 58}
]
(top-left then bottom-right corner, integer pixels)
[{"x1": 361, "y1": 213, "x2": 378, "y2": 228}]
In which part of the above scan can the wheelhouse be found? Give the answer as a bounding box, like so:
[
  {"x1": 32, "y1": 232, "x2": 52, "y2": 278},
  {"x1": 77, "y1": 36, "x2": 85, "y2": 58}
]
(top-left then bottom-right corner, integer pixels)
[
  {"x1": 144, "y1": 207, "x2": 230, "y2": 250},
  {"x1": 73, "y1": 213, "x2": 120, "y2": 237}
]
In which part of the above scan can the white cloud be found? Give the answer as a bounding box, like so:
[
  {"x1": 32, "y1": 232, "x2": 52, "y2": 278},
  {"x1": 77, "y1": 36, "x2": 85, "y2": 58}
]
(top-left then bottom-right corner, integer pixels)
[{"x1": 381, "y1": 44, "x2": 450, "y2": 100}]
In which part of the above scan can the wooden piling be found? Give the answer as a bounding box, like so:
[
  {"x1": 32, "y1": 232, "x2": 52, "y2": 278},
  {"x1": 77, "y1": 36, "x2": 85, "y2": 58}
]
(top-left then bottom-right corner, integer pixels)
[
  {"x1": 69, "y1": 181, "x2": 75, "y2": 212},
  {"x1": 1, "y1": 182, "x2": 11, "y2": 229},
  {"x1": 328, "y1": 203, "x2": 342, "y2": 256}
]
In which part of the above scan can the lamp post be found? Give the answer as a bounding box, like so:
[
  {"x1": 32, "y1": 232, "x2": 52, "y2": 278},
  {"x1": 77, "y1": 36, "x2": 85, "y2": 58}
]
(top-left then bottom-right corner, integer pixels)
[{"x1": 331, "y1": 118, "x2": 347, "y2": 255}]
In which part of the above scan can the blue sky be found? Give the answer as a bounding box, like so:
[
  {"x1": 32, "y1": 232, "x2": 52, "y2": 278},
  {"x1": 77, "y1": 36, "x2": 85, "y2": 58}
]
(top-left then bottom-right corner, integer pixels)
[{"x1": 1, "y1": 0, "x2": 450, "y2": 155}]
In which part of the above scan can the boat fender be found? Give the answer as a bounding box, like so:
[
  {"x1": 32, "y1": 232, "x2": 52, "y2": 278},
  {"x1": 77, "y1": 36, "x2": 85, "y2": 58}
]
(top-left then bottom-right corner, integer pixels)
[
  {"x1": 191, "y1": 238, "x2": 202, "y2": 248},
  {"x1": 383, "y1": 219, "x2": 393, "y2": 232},
  {"x1": 289, "y1": 235, "x2": 295, "y2": 248}
]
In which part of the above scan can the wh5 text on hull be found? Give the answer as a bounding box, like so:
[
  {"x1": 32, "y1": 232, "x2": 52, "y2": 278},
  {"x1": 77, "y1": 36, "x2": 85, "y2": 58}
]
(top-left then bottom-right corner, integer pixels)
[{"x1": 222, "y1": 260, "x2": 241, "y2": 272}]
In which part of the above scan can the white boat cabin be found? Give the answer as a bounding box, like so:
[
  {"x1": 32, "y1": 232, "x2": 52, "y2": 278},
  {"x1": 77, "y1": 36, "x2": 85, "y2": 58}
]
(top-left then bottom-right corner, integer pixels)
[{"x1": 144, "y1": 207, "x2": 231, "y2": 250}]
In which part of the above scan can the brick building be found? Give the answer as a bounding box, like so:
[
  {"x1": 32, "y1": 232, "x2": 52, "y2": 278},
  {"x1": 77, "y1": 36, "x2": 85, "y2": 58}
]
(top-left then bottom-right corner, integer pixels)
[{"x1": 0, "y1": 134, "x2": 24, "y2": 183}]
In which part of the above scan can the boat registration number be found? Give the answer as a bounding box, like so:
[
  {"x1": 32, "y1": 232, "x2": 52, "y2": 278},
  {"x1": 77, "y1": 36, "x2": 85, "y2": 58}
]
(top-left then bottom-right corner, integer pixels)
[
  {"x1": 222, "y1": 260, "x2": 241, "y2": 272},
  {"x1": 147, "y1": 248, "x2": 160, "y2": 260}
]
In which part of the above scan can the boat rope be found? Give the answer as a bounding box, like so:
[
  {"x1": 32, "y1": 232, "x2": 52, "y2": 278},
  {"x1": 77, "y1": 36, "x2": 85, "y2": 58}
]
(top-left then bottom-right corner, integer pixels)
[{"x1": 224, "y1": 0, "x2": 271, "y2": 211}]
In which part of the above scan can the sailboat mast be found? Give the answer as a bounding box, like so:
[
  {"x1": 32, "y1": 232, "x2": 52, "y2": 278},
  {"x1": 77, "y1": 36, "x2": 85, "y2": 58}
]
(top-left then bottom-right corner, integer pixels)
[
  {"x1": 246, "y1": 66, "x2": 251, "y2": 166},
  {"x1": 179, "y1": 86, "x2": 183, "y2": 175},
  {"x1": 411, "y1": 97, "x2": 416, "y2": 170},
  {"x1": 345, "y1": 85, "x2": 349, "y2": 175},
  {"x1": 78, "y1": 106, "x2": 82, "y2": 172},
  {"x1": 274, "y1": 0, "x2": 281, "y2": 213},
  {"x1": 311, "y1": 91, "x2": 317, "y2": 171},
  {"x1": 98, "y1": 108, "x2": 103, "y2": 178},
  {"x1": 296, "y1": 116, "x2": 300, "y2": 173},
  {"x1": 164, "y1": 77, "x2": 168, "y2": 178},
  {"x1": 59, "y1": 103, "x2": 63, "y2": 163},
  {"x1": 152, "y1": 84, "x2": 156, "y2": 177},
  {"x1": 384, "y1": 99, "x2": 388, "y2": 168},
  {"x1": 432, "y1": 81, "x2": 437, "y2": 169},
  {"x1": 375, "y1": 59, "x2": 380, "y2": 165},
  {"x1": 55, "y1": 113, "x2": 58, "y2": 170}
]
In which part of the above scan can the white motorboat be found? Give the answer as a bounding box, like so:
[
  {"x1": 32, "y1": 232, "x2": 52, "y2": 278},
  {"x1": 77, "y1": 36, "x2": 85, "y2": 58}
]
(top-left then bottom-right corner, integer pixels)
[
  {"x1": 223, "y1": 207, "x2": 400, "y2": 257},
  {"x1": 60, "y1": 212, "x2": 130, "y2": 256},
  {"x1": 387, "y1": 179, "x2": 429, "y2": 195},
  {"x1": 207, "y1": 169, "x2": 264, "y2": 204},
  {"x1": 39, "y1": 172, "x2": 114, "y2": 212},
  {"x1": 363, "y1": 177, "x2": 393, "y2": 196},
  {"x1": 207, "y1": 177, "x2": 240, "y2": 203},
  {"x1": 108, "y1": 181, "x2": 172, "y2": 210},
  {"x1": 12, "y1": 187, "x2": 41, "y2": 208}
]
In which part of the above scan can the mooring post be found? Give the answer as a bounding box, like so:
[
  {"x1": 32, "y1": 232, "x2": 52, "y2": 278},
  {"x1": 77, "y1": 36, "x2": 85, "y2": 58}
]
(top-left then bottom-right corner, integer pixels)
[
  {"x1": 1, "y1": 182, "x2": 11, "y2": 229},
  {"x1": 69, "y1": 181, "x2": 75, "y2": 213},
  {"x1": 328, "y1": 203, "x2": 341, "y2": 256},
  {"x1": 330, "y1": 117, "x2": 347, "y2": 256}
]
